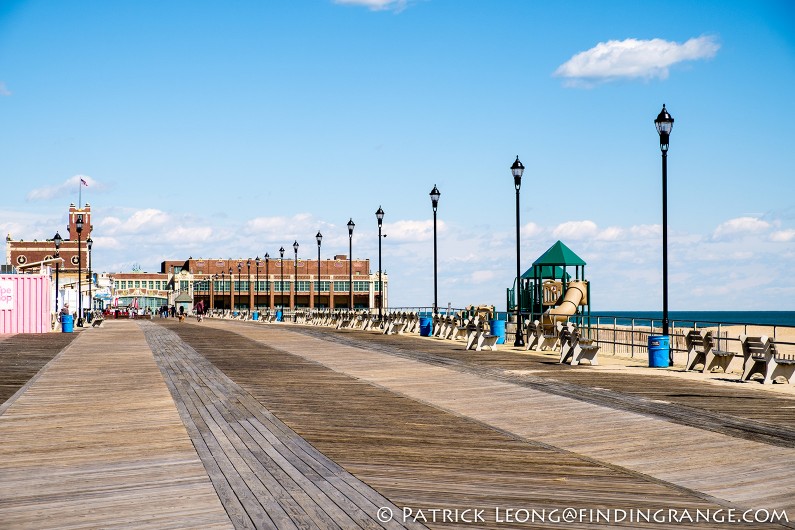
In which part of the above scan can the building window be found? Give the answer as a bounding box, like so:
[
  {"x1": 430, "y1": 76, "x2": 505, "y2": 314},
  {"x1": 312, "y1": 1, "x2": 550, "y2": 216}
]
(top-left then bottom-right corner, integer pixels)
[
  {"x1": 296, "y1": 281, "x2": 310, "y2": 292},
  {"x1": 314, "y1": 281, "x2": 330, "y2": 292},
  {"x1": 354, "y1": 281, "x2": 369, "y2": 292},
  {"x1": 134, "y1": 281, "x2": 140, "y2": 288},
  {"x1": 180, "y1": 280, "x2": 188, "y2": 290},
  {"x1": 273, "y1": 281, "x2": 290, "y2": 292},
  {"x1": 333, "y1": 281, "x2": 349, "y2": 292},
  {"x1": 148, "y1": 281, "x2": 154, "y2": 289}
]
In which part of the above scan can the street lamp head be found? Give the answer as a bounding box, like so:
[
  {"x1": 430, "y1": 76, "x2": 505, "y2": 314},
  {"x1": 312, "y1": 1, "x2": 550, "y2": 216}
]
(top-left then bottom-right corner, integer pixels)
[
  {"x1": 265, "y1": 252, "x2": 269, "y2": 261},
  {"x1": 347, "y1": 218, "x2": 355, "y2": 236},
  {"x1": 375, "y1": 206, "x2": 384, "y2": 227},
  {"x1": 237, "y1": 262, "x2": 242, "y2": 271},
  {"x1": 316, "y1": 231, "x2": 323, "y2": 246},
  {"x1": 511, "y1": 156, "x2": 524, "y2": 190},
  {"x1": 293, "y1": 240, "x2": 299, "y2": 254},
  {"x1": 86, "y1": 237, "x2": 93, "y2": 251},
  {"x1": 279, "y1": 246, "x2": 285, "y2": 258},
  {"x1": 53, "y1": 232, "x2": 63, "y2": 250},
  {"x1": 229, "y1": 267, "x2": 233, "y2": 275},
  {"x1": 256, "y1": 255, "x2": 261, "y2": 266},
  {"x1": 75, "y1": 214, "x2": 84, "y2": 233},
  {"x1": 654, "y1": 104, "x2": 674, "y2": 152},
  {"x1": 429, "y1": 185, "x2": 441, "y2": 211},
  {"x1": 247, "y1": 258, "x2": 251, "y2": 266}
]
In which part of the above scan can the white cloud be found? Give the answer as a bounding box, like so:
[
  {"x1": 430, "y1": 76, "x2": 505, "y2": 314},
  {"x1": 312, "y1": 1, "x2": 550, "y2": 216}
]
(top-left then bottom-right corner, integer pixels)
[
  {"x1": 712, "y1": 216, "x2": 770, "y2": 240},
  {"x1": 333, "y1": 0, "x2": 408, "y2": 12},
  {"x1": 629, "y1": 224, "x2": 661, "y2": 239},
  {"x1": 0, "y1": 82, "x2": 10, "y2": 96},
  {"x1": 26, "y1": 174, "x2": 102, "y2": 201},
  {"x1": 596, "y1": 226, "x2": 624, "y2": 241},
  {"x1": 554, "y1": 36, "x2": 719, "y2": 86},
  {"x1": 771, "y1": 229, "x2": 795, "y2": 242},
  {"x1": 470, "y1": 270, "x2": 495, "y2": 284},
  {"x1": 522, "y1": 222, "x2": 544, "y2": 237},
  {"x1": 552, "y1": 220, "x2": 598, "y2": 240},
  {"x1": 384, "y1": 219, "x2": 441, "y2": 242}
]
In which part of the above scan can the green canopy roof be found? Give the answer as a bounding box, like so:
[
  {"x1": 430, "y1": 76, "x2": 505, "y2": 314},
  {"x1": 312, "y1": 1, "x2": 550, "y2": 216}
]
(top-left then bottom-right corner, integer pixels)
[
  {"x1": 532, "y1": 240, "x2": 586, "y2": 267},
  {"x1": 175, "y1": 291, "x2": 193, "y2": 302},
  {"x1": 521, "y1": 265, "x2": 571, "y2": 280}
]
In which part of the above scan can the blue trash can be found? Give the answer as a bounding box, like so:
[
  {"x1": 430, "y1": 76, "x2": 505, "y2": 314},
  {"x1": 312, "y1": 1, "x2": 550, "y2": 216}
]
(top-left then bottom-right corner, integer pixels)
[
  {"x1": 419, "y1": 317, "x2": 433, "y2": 337},
  {"x1": 61, "y1": 314, "x2": 74, "y2": 333},
  {"x1": 252, "y1": 311, "x2": 259, "y2": 321},
  {"x1": 648, "y1": 335, "x2": 670, "y2": 367},
  {"x1": 489, "y1": 319, "x2": 506, "y2": 344},
  {"x1": 276, "y1": 310, "x2": 283, "y2": 322}
]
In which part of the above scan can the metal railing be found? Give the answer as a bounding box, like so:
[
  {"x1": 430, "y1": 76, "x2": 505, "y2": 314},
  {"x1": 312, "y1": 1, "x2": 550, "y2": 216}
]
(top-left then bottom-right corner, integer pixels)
[{"x1": 568, "y1": 314, "x2": 795, "y2": 358}]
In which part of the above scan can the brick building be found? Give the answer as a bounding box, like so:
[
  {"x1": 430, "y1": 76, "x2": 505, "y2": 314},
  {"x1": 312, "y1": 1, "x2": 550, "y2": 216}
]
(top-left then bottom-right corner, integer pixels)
[
  {"x1": 112, "y1": 256, "x2": 387, "y2": 312},
  {"x1": 5, "y1": 203, "x2": 95, "y2": 312}
]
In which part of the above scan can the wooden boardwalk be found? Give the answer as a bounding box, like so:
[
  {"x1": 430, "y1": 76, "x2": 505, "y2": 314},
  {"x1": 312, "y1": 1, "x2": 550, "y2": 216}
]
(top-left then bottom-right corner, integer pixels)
[
  {"x1": 182, "y1": 319, "x2": 795, "y2": 527},
  {"x1": 142, "y1": 322, "x2": 423, "y2": 530},
  {"x1": 0, "y1": 323, "x2": 230, "y2": 529},
  {"x1": 3, "y1": 318, "x2": 794, "y2": 528}
]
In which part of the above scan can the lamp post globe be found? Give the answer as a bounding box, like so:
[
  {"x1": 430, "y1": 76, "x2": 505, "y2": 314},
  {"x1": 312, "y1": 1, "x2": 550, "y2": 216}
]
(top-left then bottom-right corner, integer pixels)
[
  {"x1": 511, "y1": 156, "x2": 525, "y2": 347},
  {"x1": 347, "y1": 219, "x2": 355, "y2": 310},
  {"x1": 654, "y1": 104, "x2": 674, "y2": 365},
  {"x1": 429, "y1": 185, "x2": 440, "y2": 315}
]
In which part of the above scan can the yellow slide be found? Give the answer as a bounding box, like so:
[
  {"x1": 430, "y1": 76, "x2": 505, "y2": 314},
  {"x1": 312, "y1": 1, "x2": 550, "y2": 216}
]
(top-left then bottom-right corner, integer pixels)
[{"x1": 542, "y1": 280, "x2": 587, "y2": 329}]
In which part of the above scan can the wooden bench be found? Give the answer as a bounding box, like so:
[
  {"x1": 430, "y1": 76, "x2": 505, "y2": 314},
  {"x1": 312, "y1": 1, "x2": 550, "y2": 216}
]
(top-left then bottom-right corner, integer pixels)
[
  {"x1": 525, "y1": 320, "x2": 541, "y2": 351},
  {"x1": 559, "y1": 324, "x2": 599, "y2": 366},
  {"x1": 464, "y1": 318, "x2": 499, "y2": 352},
  {"x1": 685, "y1": 330, "x2": 735, "y2": 373},
  {"x1": 740, "y1": 335, "x2": 795, "y2": 385}
]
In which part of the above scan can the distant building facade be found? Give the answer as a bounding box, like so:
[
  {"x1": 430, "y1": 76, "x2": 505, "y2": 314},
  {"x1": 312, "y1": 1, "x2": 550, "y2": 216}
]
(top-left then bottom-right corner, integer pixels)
[{"x1": 111, "y1": 256, "x2": 387, "y2": 312}]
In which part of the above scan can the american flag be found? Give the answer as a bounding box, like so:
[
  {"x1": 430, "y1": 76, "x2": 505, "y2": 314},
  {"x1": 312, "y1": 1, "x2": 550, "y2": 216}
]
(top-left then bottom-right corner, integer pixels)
[{"x1": 80, "y1": 178, "x2": 88, "y2": 186}]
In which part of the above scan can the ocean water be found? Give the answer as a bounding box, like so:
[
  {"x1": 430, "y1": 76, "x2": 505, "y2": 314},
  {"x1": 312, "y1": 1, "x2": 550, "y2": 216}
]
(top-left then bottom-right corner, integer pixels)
[{"x1": 589, "y1": 311, "x2": 795, "y2": 327}]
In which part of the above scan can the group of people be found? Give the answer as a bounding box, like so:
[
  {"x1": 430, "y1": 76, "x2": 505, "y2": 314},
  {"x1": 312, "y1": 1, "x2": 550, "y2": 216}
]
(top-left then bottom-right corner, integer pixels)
[{"x1": 158, "y1": 305, "x2": 184, "y2": 319}]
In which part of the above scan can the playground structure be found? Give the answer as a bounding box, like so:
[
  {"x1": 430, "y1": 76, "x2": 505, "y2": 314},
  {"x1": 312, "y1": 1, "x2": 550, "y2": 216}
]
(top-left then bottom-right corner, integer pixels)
[{"x1": 507, "y1": 240, "x2": 590, "y2": 328}]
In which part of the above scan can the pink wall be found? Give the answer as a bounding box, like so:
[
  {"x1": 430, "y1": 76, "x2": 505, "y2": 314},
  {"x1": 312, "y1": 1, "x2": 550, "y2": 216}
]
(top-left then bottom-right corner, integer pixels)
[{"x1": 0, "y1": 275, "x2": 52, "y2": 334}]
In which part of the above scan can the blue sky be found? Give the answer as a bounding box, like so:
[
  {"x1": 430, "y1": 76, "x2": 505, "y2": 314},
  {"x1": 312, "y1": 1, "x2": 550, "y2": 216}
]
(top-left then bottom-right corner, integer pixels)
[{"x1": 2, "y1": 0, "x2": 794, "y2": 310}]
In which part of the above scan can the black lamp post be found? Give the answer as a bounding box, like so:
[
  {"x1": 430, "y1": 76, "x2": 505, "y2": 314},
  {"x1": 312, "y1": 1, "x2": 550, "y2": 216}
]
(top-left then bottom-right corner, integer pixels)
[
  {"x1": 265, "y1": 253, "x2": 270, "y2": 309},
  {"x1": 86, "y1": 236, "x2": 93, "y2": 316},
  {"x1": 429, "y1": 185, "x2": 440, "y2": 315},
  {"x1": 219, "y1": 271, "x2": 224, "y2": 310},
  {"x1": 279, "y1": 246, "x2": 285, "y2": 315},
  {"x1": 255, "y1": 256, "x2": 261, "y2": 311},
  {"x1": 655, "y1": 104, "x2": 674, "y2": 365},
  {"x1": 76, "y1": 214, "x2": 84, "y2": 327},
  {"x1": 347, "y1": 218, "x2": 355, "y2": 310},
  {"x1": 53, "y1": 232, "x2": 62, "y2": 314},
  {"x1": 511, "y1": 156, "x2": 525, "y2": 347},
  {"x1": 316, "y1": 231, "x2": 322, "y2": 308},
  {"x1": 246, "y1": 259, "x2": 251, "y2": 311},
  {"x1": 238, "y1": 263, "x2": 243, "y2": 311},
  {"x1": 375, "y1": 207, "x2": 384, "y2": 322},
  {"x1": 293, "y1": 240, "x2": 299, "y2": 320},
  {"x1": 229, "y1": 267, "x2": 234, "y2": 311}
]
